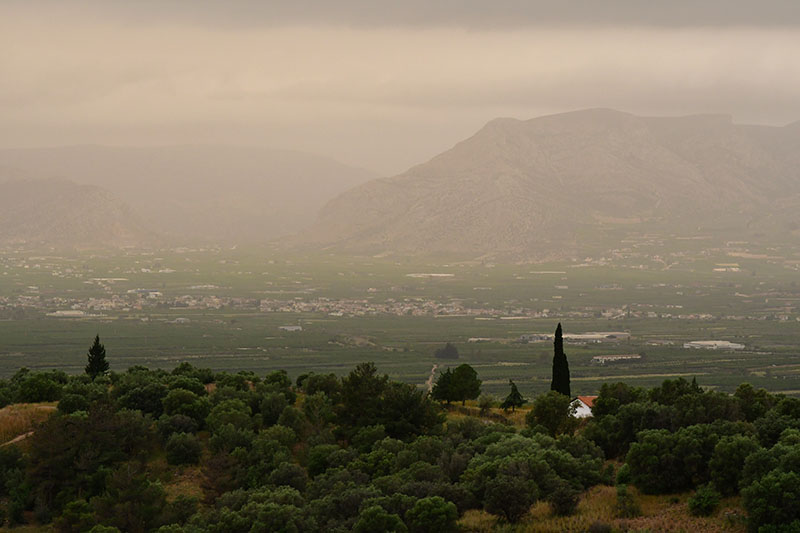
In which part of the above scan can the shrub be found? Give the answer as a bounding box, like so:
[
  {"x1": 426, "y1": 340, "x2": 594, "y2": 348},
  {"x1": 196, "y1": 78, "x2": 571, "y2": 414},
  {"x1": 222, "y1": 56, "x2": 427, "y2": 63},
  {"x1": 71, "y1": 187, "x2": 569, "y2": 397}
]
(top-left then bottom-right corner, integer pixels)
[
  {"x1": 157, "y1": 414, "x2": 198, "y2": 442},
  {"x1": 709, "y1": 435, "x2": 760, "y2": 496},
  {"x1": 165, "y1": 433, "x2": 202, "y2": 465},
  {"x1": 484, "y1": 475, "x2": 537, "y2": 523},
  {"x1": 353, "y1": 505, "x2": 407, "y2": 533},
  {"x1": 616, "y1": 463, "x2": 631, "y2": 484},
  {"x1": 688, "y1": 484, "x2": 721, "y2": 517},
  {"x1": 588, "y1": 522, "x2": 614, "y2": 533},
  {"x1": 405, "y1": 496, "x2": 458, "y2": 533},
  {"x1": 742, "y1": 470, "x2": 800, "y2": 530},
  {"x1": 615, "y1": 484, "x2": 641, "y2": 518},
  {"x1": 58, "y1": 394, "x2": 90, "y2": 414},
  {"x1": 53, "y1": 499, "x2": 97, "y2": 532},
  {"x1": 548, "y1": 482, "x2": 580, "y2": 516},
  {"x1": 162, "y1": 389, "x2": 210, "y2": 426},
  {"x1": 17, "y1": 373, "x2": 63, "y2": 403},
  {"x1": 527, "y1": 390, "x2": 577, "y2": 437},
  {"x1": 478, "y1": 394, "x2": 495, "y2": 416}
]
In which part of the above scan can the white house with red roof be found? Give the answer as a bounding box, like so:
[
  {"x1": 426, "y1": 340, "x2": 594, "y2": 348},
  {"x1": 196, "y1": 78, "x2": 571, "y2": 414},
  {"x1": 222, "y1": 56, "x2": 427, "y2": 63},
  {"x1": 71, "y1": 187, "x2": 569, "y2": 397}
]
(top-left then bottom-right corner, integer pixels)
[{"x1": 571, "y1": 395, "x2": 597, "y2": 418}]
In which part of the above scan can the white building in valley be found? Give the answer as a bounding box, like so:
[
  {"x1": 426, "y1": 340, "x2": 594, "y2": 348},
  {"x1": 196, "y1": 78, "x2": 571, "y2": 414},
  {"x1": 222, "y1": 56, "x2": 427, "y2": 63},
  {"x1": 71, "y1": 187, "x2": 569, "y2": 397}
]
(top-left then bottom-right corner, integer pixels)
[{"x1": 683, "y1": 340, "x2": 744, "y2": 350}]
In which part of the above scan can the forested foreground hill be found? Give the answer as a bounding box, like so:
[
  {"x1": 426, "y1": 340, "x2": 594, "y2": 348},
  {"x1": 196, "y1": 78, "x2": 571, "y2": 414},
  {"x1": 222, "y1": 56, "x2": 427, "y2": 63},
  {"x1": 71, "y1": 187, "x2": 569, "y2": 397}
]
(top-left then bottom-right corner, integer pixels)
[{"x1": 1, "y1": 363, "x2": 799, "y2": 532}]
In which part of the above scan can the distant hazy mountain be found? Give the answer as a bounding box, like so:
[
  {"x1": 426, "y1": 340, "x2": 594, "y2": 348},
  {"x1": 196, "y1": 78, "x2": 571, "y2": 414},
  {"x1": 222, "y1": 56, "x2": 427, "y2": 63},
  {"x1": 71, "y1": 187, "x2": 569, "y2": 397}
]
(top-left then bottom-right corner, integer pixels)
[
  {"x1": 0, "y1": 145, "x2": 377, "y2": 244},
  {"x1": 303, "y1": 109, "x2": 800, "y2": 258},
  {"x1": 0, "y1": 179, "x2": 156, "y2": 248}
]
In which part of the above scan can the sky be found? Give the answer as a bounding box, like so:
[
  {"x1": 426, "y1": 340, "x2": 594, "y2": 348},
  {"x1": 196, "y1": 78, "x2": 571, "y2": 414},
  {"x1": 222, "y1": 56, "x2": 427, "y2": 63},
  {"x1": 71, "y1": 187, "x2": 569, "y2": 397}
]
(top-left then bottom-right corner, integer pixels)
[{"x1": 3, "y1": 1, "x2": 800, "y2": 174}]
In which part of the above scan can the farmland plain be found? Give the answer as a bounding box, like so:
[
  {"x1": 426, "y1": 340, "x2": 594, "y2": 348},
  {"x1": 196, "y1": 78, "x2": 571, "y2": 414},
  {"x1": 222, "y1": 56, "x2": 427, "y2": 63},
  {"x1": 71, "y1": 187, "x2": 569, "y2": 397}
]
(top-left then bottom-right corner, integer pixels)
[{"x1": 2, "y1": 234, "x2": 800, "y2": 397}]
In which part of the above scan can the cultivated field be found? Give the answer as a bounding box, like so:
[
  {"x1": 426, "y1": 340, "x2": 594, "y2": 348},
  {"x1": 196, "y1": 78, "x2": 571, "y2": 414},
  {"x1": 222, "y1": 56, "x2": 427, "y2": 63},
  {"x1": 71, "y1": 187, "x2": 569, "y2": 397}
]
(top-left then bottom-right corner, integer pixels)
[{"x1": 2, "y1": 236, "x2": 800, "y2": 397}]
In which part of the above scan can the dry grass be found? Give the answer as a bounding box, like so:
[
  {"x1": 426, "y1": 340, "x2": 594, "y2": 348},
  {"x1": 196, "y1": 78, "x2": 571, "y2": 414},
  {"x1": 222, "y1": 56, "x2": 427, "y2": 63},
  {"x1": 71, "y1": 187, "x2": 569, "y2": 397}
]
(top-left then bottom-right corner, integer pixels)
[
  {"x1": 0, "y1": 403, "x2": 56, "y2": 445},
  {"x1": 459, "y1": 485, "x2": 748, "y2": 533},
  {"x1": 521, "y1": 485, "x2": 618, "y2": 533},
  {"x1": 163, "y1": 464, "x2": 205, "y2": 501},
  {"x1": 459, "y1": 509, "x2": 501, "y2": 532},
  {"x1": 444, "y1": 401, "x2": 531, "y2": 428}
]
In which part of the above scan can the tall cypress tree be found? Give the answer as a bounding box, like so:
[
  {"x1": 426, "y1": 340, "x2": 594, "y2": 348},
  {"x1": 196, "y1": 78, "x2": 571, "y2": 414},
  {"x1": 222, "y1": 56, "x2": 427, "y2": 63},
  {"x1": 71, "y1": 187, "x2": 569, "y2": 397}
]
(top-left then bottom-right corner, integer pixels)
[
  {"x1": 85, "y1": 334, "x2": 109, "y2": 380},
  {"x1": 550, "y1": 323, "x2": 571, "y2": 397}
]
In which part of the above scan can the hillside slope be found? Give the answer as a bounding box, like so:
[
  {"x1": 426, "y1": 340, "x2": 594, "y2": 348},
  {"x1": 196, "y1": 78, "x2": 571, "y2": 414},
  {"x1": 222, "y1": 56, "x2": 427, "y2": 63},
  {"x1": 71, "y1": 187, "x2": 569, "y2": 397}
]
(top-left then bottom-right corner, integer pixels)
[
  {"x1": 303, "y1": 109, "x2": 800, "y2": 258},
  {"x1": 0, "y1": 179, "x2": 157, "y2": 248},
  {"x1": 0, "y1": 145, "x2": 377, "y2": 243}
]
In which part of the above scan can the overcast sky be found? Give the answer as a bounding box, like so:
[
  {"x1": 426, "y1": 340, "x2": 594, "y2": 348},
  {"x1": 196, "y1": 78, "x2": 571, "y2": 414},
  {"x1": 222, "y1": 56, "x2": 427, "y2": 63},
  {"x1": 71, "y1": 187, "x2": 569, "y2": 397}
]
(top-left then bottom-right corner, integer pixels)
[{"x1": 3, "y1": 1, "x2": 800, "y2": 174}]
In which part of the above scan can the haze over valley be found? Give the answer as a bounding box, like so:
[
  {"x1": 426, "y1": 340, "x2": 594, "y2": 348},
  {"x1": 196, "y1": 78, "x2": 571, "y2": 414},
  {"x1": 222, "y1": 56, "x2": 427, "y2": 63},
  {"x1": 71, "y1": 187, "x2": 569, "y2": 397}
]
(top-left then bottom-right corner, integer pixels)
[
  {"x1": 0, "y1": 145, "x2": 376, "y2": 246},
  {"x1": 3, "y1": 3, "x2": 800, "y2": 530},
  {"x1": 4, "y1": 108, "x2": 800, "y2": 258}
]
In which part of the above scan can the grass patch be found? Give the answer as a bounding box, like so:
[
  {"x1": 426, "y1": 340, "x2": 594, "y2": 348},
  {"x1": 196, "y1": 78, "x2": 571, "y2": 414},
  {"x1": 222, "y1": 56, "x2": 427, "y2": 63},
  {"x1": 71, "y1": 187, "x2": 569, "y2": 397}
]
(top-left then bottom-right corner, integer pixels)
[{"x1": 0, "y1": 403, "x2": 56, "y2": 445}]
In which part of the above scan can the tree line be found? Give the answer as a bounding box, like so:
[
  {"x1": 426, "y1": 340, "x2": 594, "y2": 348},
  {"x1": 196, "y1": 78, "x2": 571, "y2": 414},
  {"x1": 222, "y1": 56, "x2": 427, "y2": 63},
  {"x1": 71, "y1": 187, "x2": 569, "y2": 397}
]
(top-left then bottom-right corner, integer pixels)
[{"x1": 0, "y1": 328, "x2": 797, "y2": 531}]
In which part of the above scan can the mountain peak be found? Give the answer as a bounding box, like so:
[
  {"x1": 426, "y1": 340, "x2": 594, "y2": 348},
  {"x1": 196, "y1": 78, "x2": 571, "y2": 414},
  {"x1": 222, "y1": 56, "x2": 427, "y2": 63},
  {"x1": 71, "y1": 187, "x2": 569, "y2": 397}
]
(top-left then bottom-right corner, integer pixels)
[{"x1": 303, "y1": 110, "x2": 800, "y2": 259}]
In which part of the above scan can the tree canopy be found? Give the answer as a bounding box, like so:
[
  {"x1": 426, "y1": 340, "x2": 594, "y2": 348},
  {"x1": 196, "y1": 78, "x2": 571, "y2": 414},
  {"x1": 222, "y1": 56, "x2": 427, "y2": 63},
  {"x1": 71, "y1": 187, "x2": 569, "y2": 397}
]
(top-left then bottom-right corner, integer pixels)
[
  {"x1": 85, "y1": 335, "x2": 109, "y2": 381},
  {"x1": 431, "y1": 364, "x2": 481, "y2": 406},
  {"x1": 0, "y1": 359, "x2": 798, "y2": 533},
  {"x1": 433, "y1": 343, "x2": 459, "y2": 360}
]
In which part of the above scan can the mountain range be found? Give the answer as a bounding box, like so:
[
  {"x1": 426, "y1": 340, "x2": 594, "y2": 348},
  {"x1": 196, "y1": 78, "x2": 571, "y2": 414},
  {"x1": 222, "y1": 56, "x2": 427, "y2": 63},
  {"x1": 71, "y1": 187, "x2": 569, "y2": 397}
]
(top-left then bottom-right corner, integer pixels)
[
  {"x1": 0, "y1": 145, "x2": 376, "y2": 247},
  {"x1": 0, "y1": 179, "x2": 156, "y2": 248},
  {"x1": 302, "y1": 109, "x2": 800, "y2": 258},
  {"x1": 3, "y1": 110, "x2": 800, "y2": 255}
]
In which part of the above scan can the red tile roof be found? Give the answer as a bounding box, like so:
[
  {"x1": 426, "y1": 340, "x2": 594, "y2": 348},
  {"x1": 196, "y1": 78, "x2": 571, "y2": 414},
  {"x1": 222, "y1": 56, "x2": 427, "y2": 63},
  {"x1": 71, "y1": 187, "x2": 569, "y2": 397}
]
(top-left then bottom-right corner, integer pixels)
[{"x1": 577, "y1": 395, "x2": 598, "y2": 408}]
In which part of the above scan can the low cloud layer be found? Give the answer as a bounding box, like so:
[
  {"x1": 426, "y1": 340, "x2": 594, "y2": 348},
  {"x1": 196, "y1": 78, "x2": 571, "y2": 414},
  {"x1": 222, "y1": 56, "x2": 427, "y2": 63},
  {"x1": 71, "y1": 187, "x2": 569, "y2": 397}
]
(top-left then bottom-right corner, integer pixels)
[{"x1": 2, "y1": 2, "x2": 800, "y2": 173}]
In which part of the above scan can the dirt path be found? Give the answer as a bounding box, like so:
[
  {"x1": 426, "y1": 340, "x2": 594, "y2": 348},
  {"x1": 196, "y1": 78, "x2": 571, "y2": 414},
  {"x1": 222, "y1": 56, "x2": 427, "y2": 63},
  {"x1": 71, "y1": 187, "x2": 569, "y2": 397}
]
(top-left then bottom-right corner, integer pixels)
[
  {"x1": 1, "y1": 431, "x2": 34, "y2": 447},
  {"x1": 426, "y1": 363, "x2": 439, "y2": 392}
]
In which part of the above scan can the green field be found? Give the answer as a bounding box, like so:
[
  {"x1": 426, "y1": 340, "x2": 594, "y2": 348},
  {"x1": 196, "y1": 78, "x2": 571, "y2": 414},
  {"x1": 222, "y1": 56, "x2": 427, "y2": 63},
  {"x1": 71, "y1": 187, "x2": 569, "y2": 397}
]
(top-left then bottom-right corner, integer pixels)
[{"x1": 2, "y1": 239, "x2": 800, "y2": 396}]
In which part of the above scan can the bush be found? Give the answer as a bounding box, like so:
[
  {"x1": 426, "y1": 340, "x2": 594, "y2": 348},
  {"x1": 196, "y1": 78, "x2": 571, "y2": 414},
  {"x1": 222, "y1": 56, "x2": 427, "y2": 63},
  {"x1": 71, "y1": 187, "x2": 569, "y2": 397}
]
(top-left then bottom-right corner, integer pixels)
[
  {"x1": 162, "y1": 389, "x2": 210, "y2": 426},
  {"x1": 688, "y1": 484, "x2": 720, "y2": 517},
  {"x1": 58, "y1": 393, "x2": 90, "y2": 414},
  {"x1": 527, "y1": 390, "x2": 577, "y2": 437},
  {"x1": 405, "y1": 496, "x2": 458, "y2": 533},
  {"x1": 165, "y1": 433, "x2": 202, "y2": 465},
  {"x1": 742, "y1": 470, "x2": 800, "y2": 530},
  {"x1": 615, "y1": 484, "x2": 640, "y2": 518},
  {"x1": 434, "y1": 343, "x2": 459, "y2": 360},
  {"x1": 478, "y1": 394, "x2": 495, "y2": 416},
  {"x1": 616, "y1": 463, "x2": 631, "y2": 485},
  {"x1": 484, "y1": 475, "x2": 537, "y2": 523},
  {"x1": 17, "y1": 373, "x2": 63, "y2": 403},
  {"x1": 587, "y1": 522, "x2": 613, "y2": 533},
  {"x1": 709, "y1": 435, "x2": 760, "y2": 496},
  {"x1": 53, "y1": 499, "x2": 97, "y2": 532},
  {"x1": 548, "y1": 482, "x2": 580, "y2": 516},
  {"x1": 157, "y1": 414, "x2": 199, "y2": 442},
  {"x1": 353, "y1": 505, "x2": 407, "y2": 533}
]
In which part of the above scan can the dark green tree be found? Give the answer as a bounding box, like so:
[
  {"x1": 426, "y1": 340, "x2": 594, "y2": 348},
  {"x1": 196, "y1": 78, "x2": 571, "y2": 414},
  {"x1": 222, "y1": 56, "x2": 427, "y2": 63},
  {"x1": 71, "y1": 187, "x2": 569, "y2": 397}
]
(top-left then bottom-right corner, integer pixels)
[
  {"x1": 687, "y1": 484, "x2": 720, "y2": 517},
  {"x1": 354, "y1": 505, "x2": 407, "y2": 533},
  {"x1": 339, "y1": 362, "x2": 388, "y2": 429},
  {"x1": 484, "y1": 475, "x2": 537, "y2": 522},
  {"x1": 709, "y1": 435, "x2": 761, "y2": 495},
  {"x1": 434, "y1": 342, "x2": 459, "y2": 360},
  {"x1": 451, "y1": 364, "x2": 482, "y2": 406},
  {"x1": 526, "y1": 390, "x2": 577, "y2": 437},
  {"x1": 500, "y1": 380, "x2": 525, "y2": 412},
  {"x1": 165, "y1": 433, "x2": 202, "y2": 465},
  {"x1": 550, "y1": 323, "x2": 570, "y2": 397},
  {"x1": 742, "y1": 470, "x2": 800, "y2": 531},
  {"x1": 85, "y1": 335, "x2": 109, "y2": 381},
  {"x1": 431, "y1": 368, "x2": 454, "y2": 404},
  {"x1": 405, "y1": 496, "x2": 458, "y2": 533}
]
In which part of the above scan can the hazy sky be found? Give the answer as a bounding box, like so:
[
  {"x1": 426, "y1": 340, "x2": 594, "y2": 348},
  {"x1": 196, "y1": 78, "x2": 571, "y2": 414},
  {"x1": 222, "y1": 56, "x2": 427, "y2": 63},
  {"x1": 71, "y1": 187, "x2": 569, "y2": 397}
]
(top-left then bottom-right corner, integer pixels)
[{"x1": 3, "y1": 1, "x2": 800, "y2": 174}]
